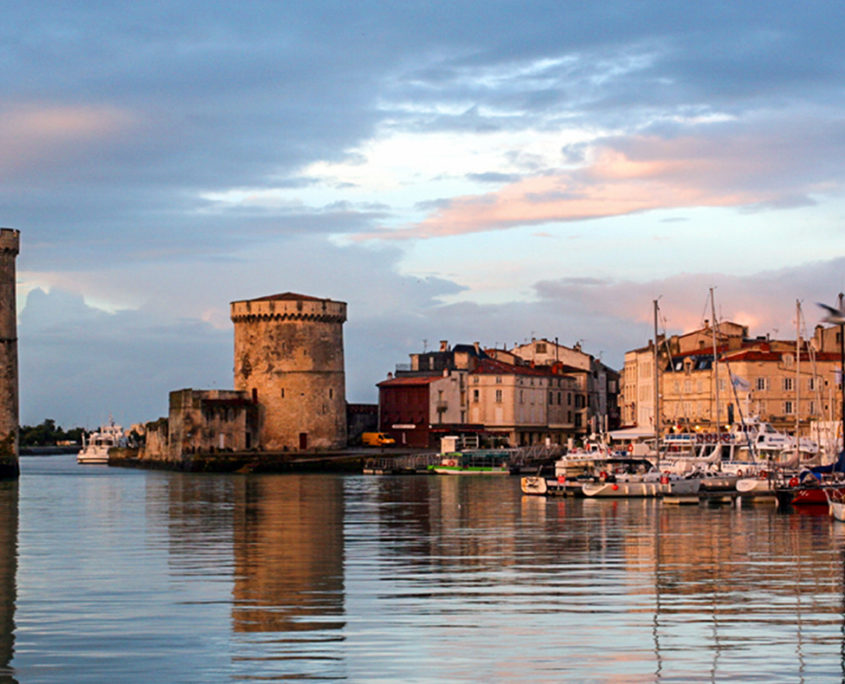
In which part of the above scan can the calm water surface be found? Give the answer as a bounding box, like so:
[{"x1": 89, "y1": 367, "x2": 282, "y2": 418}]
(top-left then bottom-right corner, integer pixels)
[{"x1": 1, "y1": 455, "x2": 844, "y2": 681}]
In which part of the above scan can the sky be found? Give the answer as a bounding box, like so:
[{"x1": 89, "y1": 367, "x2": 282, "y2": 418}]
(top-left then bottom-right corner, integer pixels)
[{"x1": 4, "y1": 1, "x2": 845, "y2": 428}]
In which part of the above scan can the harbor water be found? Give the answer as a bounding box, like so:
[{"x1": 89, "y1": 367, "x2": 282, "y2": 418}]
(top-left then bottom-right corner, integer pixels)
[{"x1": 3, "y1": 455, "x2": 845, "y2": 681}]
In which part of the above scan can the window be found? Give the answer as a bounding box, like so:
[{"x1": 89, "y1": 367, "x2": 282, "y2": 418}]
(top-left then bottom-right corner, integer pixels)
[
  {"x1": 809, "y1": 400, "x2": 816, "y2": 415},
  {"x1": 536, "y1": 342, "x2": 547, "y2": 353},
  {"x1": 280, "y1": 388, "x2": 285, "y2": 398},
  {"x1": 549, "y1": 392, "x2": 554, "y2": 404},
  {"x1": 808, "y1": 377, "x2": 816, "y2": 392},
  {"x1": 557, "y1": 392, "x2": 562, "y2": 405},
  {"x1": 329, "y1": 388, "x2": 333, "y2": 399},
  {"x1": 495, "y1": 389, "x2": 503, "y2": 403},
  {"x1": 473, "y1": 389, "x2": 479, "y2": 403},
  {"x1": 784, "y1": 400, "x2": 794, "y2": 414},
  {"x1": 520, "y1": 390, "x2": 524, "y2": 404},
  {"x1": 783, "y1": 378, "x2": 794, "y2": 392},
  {"x1": 756, "y1": 378, "x2": 767, "y2": 391},
  {"x1": 496, "y1": 376, "x2": 502, "y2": 384}
]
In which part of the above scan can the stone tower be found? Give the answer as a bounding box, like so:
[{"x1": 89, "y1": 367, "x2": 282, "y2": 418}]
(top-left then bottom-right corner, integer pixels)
[
  {"x1": 0, "y1": 230, "x2": 19, "y2": 479},
  {"x1": 230, "y1": 293, "x2": 347, "y2": 451}
]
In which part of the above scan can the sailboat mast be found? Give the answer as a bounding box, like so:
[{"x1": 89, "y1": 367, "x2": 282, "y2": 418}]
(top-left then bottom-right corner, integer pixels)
[
  {"x1": 796, "y1": 300, "x2": 801, "y2": 443},
  {"x1": 653, "y1": 299, "x2": 661, "y2": 470},
  {"x1": 710, "y1": 288, "x2": 720, "y2": 439}
]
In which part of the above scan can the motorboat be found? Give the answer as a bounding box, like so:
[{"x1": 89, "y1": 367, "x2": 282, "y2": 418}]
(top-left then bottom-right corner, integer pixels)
[
  {"x1": 77, "y1": 420, "x2": 125, "y2": 465},
  {"x1": 429, "y1": 449, "x2": 511, "y2": 475},
  {"x1": 578, "y1": 458, "x2": 701, "y2": 498}
]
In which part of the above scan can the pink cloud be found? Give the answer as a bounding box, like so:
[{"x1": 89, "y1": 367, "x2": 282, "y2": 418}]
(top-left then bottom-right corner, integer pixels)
[
  {"x1": 356, "y1": 133, "x2": 808, "y2": 241},
  {"x1": 0, "y1": 103, "x2": 136, "y2": 177}
]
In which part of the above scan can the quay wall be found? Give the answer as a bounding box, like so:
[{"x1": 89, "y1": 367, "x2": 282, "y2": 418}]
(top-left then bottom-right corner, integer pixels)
[{"x1": 111, "y1": 447, "x2": 364, "y2": 473}]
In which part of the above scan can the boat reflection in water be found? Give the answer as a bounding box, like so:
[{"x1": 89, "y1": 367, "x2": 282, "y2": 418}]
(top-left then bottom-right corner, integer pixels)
[{"x1": 10, "y1": 458, "x2": 845, "y2": 681}]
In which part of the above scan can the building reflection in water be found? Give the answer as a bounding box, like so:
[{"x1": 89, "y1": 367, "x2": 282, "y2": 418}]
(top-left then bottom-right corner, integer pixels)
[
  {"x1": 232, "y1": 475, "x2": 345, "y2": 633},
  {"x1": 0, "y1": 481, "x2": 17, "y2": 682}
]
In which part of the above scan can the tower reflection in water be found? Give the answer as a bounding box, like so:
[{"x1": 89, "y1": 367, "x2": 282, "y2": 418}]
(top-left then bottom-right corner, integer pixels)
[
  {"x1": 0, "y1": 481, "x2": 17, "y2": 682},
  {"x1": 232, "y1": 475, "x2": 345, "y2": 634}
]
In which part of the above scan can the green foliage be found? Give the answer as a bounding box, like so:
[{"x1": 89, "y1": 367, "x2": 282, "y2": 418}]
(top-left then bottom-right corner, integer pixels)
[{"x1": 19, "y1": 419, "x2": 86, "y2": 447}]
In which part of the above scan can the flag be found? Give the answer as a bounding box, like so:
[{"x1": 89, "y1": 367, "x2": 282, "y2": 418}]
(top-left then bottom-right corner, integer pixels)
[{"x1": 730, "y1": 373, "x2": 750, "y2": 391}]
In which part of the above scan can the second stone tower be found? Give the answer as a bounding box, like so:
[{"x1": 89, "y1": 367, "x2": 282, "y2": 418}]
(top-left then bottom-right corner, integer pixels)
[{"x1": 230, "y1": 292, "x2": 347, "y2": 451}]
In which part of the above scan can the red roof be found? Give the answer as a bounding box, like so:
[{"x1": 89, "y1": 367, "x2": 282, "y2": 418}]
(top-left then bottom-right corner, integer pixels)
[
  {"x1": 377, "y1": 375, "x2": 443, "y2": 388},
  {"x1": 471, "y1": 358, "x2": 555, "y2": 377}
]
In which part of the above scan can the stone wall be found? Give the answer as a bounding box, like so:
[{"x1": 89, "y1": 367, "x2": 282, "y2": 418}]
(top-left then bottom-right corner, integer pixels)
[
  {"x1": 0, "y1": 229, "x2": 18, "y2": 478},
  {"x1": 231, "y1": 294, "x2": 347, "y2": 451}
]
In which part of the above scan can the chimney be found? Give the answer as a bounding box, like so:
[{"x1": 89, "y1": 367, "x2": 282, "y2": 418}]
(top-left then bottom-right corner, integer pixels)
[
  {"x1": 473, "y1": 341, "x2": 480, "y2": 355},
  {"x1": 440, "y1": 340, "x2": 448, "y2": 352},
  {"x1": 387, "y1": 372, "x2": 393, "y2": 380}
]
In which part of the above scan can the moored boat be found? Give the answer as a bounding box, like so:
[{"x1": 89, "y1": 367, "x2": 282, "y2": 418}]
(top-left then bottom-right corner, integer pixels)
[
  {"x1": 77, "y1": 419, "x2": 125, "y2": 465},
  {"x1": 430, "y1": 449, "x2": 511, "y2": 475}
]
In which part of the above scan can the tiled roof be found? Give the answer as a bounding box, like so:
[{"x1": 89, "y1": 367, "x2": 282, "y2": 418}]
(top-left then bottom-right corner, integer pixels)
[
  {"x1": 377, "y1": 375, "x2": 443, "y2": 387},
  {"x1": 471, "y1": 358, "x2": 554, "y2": 377}
]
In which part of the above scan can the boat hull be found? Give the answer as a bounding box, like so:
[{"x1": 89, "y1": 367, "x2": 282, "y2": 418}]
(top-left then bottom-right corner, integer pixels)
[
  {"x1": 830, "y1": 501, "x2": 845, "y2": 522},
  {"x1": 432, "y1": 466, "x2": 509, "y2": 475},
  {"x1": 581, "y1": 478, "x2": 701, "y2": 498}
]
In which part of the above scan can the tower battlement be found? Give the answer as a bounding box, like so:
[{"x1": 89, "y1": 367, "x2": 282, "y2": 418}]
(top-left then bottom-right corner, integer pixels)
[
  {"x1": 0, "y1": 229, "x2": 19, "y2": 256},
  {"x1": 230, "y1": 293, "x2": 346, "y2": 324}
]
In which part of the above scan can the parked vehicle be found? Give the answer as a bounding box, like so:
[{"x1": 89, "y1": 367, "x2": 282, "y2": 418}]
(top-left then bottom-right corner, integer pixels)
[{"x1": 362, "y1": 432, "x2": 396, "y2": 447}]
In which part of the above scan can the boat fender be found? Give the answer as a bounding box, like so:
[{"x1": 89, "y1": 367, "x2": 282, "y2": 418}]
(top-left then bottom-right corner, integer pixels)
[
  {"x1": 445, "y1": 459, "x2": 457, "y2": 467},
  {"x1": 627, "y1": 444, "x2": 634, "y2": 454},
  {"x1": 759, "y1": 470, "x2": 768, "y2": 479},
  {"x1": 557, "y1": 475, "x2": 566, "y2": 484},
  {"x1": 612, "y1": 484, "x2": 619, "y2": 491},
  {"x1": 660, "y1": 475, "x2": 669, "y2": 485},
  {"x1": 599, "y1": 471, "x2": 609, "y2": 481},
  {"x1": 736, "y1": 469, "x2": 743, "y2": 477},
  {"x1": 789, "y1": 477, "x2": 799, "y2": 488}
]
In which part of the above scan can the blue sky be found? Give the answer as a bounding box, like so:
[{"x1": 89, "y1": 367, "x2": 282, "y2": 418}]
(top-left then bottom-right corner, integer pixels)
[{"x1": 4, "y1": 1, "x2": 845, "y2": 428}]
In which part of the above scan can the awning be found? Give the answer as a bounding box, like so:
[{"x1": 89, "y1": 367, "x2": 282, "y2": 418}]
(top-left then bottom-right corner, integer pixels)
[{"x1": 608, "y1": 426, "x2": 655, "y2": 441}]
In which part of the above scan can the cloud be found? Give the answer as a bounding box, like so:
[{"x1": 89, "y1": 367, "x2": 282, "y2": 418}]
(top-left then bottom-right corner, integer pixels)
[
  {"x1": 356, "y1": 115, "x2": 845, "y2": 241},
  {"x1": 0, "y1": 104, "x2": 137, "y2": 179}
]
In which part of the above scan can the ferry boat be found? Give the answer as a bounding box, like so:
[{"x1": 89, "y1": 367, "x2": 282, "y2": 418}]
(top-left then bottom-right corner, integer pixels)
[
  {"x1": 77, "y1": 420, "x2": 125, "y2": 465},
  {"x1": 429, "y1": 449, "x2": 512, "y2": 475}
]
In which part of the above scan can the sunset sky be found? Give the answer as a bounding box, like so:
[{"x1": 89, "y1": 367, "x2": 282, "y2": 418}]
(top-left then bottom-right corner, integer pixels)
[{"x1": 5, "y1": 2, "x2": 845, "y2": 427}]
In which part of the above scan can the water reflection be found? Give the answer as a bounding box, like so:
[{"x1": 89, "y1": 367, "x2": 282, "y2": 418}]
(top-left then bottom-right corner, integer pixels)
[
  {"x1": 231, "y1": 475, "x2": 345, "y2": 633},
  {"x1": 0, "y1": 481, "x2": 16, "y2": 683},
  {"x1": 11, "y1": 460, "x2": 845, "y2": 681}
]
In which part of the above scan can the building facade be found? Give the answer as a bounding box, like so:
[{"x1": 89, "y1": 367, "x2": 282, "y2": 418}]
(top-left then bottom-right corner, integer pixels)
[{"x1": 621, "y1": 319, "x2": 844, "y2": 437}]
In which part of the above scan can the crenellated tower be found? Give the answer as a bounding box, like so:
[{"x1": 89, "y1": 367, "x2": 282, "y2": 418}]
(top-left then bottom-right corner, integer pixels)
[
  {"x1": 0, "y1": 230, "x2": 19, "y2": 478},
  {"x1": 230, "y1": 293, "x2": 347, "y2": 451}
]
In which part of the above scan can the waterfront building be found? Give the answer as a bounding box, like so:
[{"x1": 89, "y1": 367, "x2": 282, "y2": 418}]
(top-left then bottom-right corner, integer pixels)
[
  {"x1": 379, "y1": 339, "x2": 587, "y2": 447},
  {"x1": 506, "y1": 338, "x2": 620, "y2": 434},
  {"x1": 467, "y1": 357, "x2": 578, "y2": 446},
  {"x1": 620, "y1": 319, "x2": 843, "y2": 437}
]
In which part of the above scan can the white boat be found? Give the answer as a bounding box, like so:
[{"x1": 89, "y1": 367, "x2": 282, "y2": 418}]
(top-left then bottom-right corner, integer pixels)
[
  {"x1": 825, "y1": 487, "x2": 845, "y2": 522},
  {"x1": 579, "y1": 459, "x2": 701, "y2": 498},
  {"x1": 77, "y1": 420, "x2": 125, "y2": 465}
]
